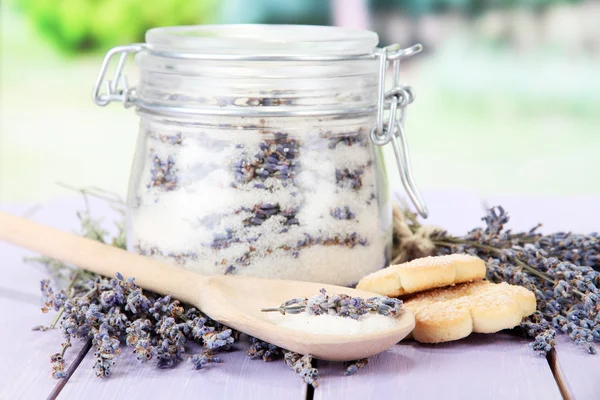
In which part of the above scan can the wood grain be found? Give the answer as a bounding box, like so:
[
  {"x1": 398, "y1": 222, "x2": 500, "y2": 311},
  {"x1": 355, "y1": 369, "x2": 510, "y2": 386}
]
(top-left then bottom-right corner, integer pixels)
[
  {"x1": 483, "y1": 195, "x2": 600, "y2": 234},
  {"x1": 0, "y1": 196, "x2": 120, "y2": 300},
  {"x1": 0, "y1": 297, "x2": 89, "y2": 400},
  {"x1": 0, "y1": 197, "x2": 117, "y2": 399},
  {"x1": 315, "y1": 333, "x2": 563, "y2": 400},
  {"x1": 551, "y1": 336, "x2": 599, "y2": 400},
  {"x1": 59, "y1": 337, "x2": 308, "y2": 400},
  {"x1": 483, "y1": 194, "x2": 600, "y2": 400},
  {"x1": 1, "y1": 192, "x2": 599, "y2": 400},
  {"x1": 0, "y1": 202, "x2": 48, "y2": 301}
]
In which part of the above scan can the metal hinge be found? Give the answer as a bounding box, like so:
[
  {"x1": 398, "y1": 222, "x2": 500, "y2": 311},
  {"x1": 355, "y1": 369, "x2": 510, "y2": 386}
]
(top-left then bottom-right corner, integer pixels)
[{"x1": 371, "y1": 44, "x2": 428, "y2": 218}]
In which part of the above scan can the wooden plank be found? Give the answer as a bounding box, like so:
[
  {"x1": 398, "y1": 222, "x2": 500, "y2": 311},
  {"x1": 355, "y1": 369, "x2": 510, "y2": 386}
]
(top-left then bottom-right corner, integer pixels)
[
  {"x1": 0, "y1": 240, "x2": 46, "y2": 305},
  {"x1": 485, "y1": 194, "x2": 600, "y2": 400},
  {"x1": 483, "y1": 194, "x2": 600, "y2": 234},
  {"x1": 551, "y1": 335, "x2": 599, "y2": 399},
  {"x1": 0, "y1": 297, "x2": 89, "y2": 400},
  {"x1": 0, "y1": 197, "x2": 120, "y2": 398},
  {"x1": 0, "y1": 202, "x2": 48, "y2": 301},
  {"x1": 315, "y1": 333, "x2": 562, "y2": 400},
  {"x1": 59, "y1": 337, "x2": 308, "y2": 400},
  {"x1": 0, "y1": 196, "x2": 121, "y2": 300},
  {"x1": 3, "y1": 192, "x2": 597, "y2": 399},
  {"x1": 397, "y1": 189, "x2": 485, "y2": 235}
]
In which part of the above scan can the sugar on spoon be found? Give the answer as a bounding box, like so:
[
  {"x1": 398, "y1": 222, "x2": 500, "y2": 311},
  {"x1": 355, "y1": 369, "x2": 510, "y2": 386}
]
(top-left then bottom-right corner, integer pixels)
[{"x1": 0, "y1": 211, "x2": 415, "y2": 361}]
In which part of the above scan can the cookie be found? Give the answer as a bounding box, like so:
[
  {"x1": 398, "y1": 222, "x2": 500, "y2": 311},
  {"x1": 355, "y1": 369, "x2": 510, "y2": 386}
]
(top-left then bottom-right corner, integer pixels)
[
  {"x1": 356, "y1": 254, "x2": 486, "y2": 297},
  {"x1": 403, "y1": 280, "x2": 536, "y2": 343}
]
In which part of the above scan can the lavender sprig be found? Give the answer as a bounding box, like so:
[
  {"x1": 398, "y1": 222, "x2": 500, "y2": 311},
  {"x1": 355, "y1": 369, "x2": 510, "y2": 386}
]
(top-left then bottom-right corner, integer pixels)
[
  {"x1": 38, "y1": 271, "x2": 240, "y2": 377},
  {"x1": 398, "y1": 204, "x2": 600, "y2": 355},
  {"x1": 262, "y1": 288, "x2": 403, "y2": 319}
]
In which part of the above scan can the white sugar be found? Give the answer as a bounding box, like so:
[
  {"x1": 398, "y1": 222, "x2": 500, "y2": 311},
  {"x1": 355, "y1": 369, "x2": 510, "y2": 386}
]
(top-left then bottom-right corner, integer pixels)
[
  {"x1": 129, "y1": 119, "x2": 390, "y2": 286},
  {"x1": 269, "y1": 313, "x2": 400, "y2": 335}
]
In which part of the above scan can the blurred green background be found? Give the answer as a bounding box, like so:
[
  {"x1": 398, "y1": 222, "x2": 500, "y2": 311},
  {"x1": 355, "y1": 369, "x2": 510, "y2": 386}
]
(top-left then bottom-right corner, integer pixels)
[{"x1": 1, "y1": 0, "x2": 599, "y2": 203}]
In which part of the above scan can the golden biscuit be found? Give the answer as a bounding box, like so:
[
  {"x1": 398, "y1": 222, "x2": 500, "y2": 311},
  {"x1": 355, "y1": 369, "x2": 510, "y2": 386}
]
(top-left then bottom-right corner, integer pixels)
[
  {"x1": 403, "y1": 280, "x2": 536, "y2": 343},
  {"x1": 356, "y1": 254, "x2": 486, "y2": 297}
]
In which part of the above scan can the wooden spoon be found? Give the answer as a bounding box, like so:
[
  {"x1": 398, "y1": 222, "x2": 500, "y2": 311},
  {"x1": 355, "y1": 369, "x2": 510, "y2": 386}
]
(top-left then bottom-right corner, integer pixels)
[{"x1": 0, "y1": 211, "x2": 414, "y2": 361}]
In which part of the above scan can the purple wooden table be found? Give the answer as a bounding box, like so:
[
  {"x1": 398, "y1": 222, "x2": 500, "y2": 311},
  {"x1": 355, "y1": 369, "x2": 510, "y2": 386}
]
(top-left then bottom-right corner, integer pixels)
[{"x1": 1, "y1": 191, "x2": 598, "y2": 400}]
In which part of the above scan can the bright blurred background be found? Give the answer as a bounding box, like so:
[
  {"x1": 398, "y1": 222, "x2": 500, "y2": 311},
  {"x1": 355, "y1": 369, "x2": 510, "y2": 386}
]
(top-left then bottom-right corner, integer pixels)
[{"x1": 1, "y1": 0, "x2": 599, "y2": 205}]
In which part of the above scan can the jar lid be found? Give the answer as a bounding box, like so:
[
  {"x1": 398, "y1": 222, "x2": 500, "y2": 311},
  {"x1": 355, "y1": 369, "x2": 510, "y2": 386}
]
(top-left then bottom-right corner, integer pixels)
[
  {"x1": 145, "y1": 24, "x2": 379, "y2": 59},
  {"x1": 91, "y1": 28, "x2": 428, "y2": 218}
]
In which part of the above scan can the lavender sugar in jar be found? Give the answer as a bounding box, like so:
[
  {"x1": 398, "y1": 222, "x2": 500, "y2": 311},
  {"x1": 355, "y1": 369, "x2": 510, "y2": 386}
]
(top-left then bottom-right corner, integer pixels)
[{"x1": 92, "y1": 25, "x2": 428, "y2": 286}]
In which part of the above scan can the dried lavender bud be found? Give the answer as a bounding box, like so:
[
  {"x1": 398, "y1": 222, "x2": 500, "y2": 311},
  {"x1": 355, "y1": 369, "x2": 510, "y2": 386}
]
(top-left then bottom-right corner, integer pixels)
[
  {"x1": 189, "y1": 351, "x2": 222, "y2": 370},
  {"x1": 40, "y1": 279, "x2": 66, "y2": 312},
  {"x1": 149, "y1": 131, "x2": 183, "y2": 146},
  {"x1": 331, "y1": 206, "x2": 356, "y2": 220},
  {"x1": 50, "y1": 341, "x2": 71, "y2": 379},
  {"x1": 325, "y1": 131, "x2": 368, "y2": 149},
  {"x1": 247, "y1": 337, "x2": 283, "y2": 362},
  {"x1": 53, "y1": 371, "x2": 68, "y2": 379},
  {"x1": 203, "y1": 329, "x2": 235, "y2": 351},
  {"x1": 148, "y1": 154, "x2": 178, "y2": 191},
  {"x1": 344, "y1": 358, "x2": 368, "y2": 376},
  {"x1": 335, "y1": 168, "x2": 364, "y2": 190},
  {"x1": 32, "y1": 325, "x2": 49, "y2": 331},
  {"x1": 231, "y1": 134, "x2": 298, "y2": 188},
  {"x1": 283, "y1": 351, "x2": 319, "y2": 388},
  {"x1": 268, "y1": 288, "x2": 403, "y2": 320}
]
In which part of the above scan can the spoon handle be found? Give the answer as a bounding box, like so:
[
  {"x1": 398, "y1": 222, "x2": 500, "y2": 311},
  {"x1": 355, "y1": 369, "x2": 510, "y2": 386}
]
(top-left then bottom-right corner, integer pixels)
[{"x1": 0, "y1": 211, "x2": 202, "y2": 304}]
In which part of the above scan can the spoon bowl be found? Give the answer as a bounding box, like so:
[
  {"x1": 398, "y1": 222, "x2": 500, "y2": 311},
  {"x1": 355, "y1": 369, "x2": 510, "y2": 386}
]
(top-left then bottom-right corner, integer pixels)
[
  {"x1": 197, "y1": 275, "x2": 415, "y2": 360},
  {"x1": 0, "y1": 211, "x2": 414, "y2": 361}
]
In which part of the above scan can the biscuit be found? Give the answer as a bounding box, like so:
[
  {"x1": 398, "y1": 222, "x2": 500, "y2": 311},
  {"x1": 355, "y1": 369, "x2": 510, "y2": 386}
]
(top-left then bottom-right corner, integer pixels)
[
  {"x1": 403, "y1": 280, "x2": 536, "y2": 343},
  {"x1": 356, "y1": 254, "x2": 486, "y2": 297}
]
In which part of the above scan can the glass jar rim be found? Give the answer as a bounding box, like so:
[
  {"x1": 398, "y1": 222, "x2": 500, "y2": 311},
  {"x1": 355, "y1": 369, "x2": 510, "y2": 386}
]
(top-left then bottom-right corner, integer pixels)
[{"x1": 145, "y1": 24, "x2": 379, "y2": 57}]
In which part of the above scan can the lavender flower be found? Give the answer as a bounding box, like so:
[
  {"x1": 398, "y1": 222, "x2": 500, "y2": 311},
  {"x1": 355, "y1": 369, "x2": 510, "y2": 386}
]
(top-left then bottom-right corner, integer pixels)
[
  {"x1": 331, "y1": 206, "x2": 356, "y2": 220},
  {"x1": 148, "y1": 154, "x2": 178, "y2": 191},
  {"x1": 203, "y1": 329, "x2": 234, "y2": 351},
  {"x1": 247, "y1": 337, "x2": 283, "y2": 362},
  {"x1": 410, "y1": 205, "x2": 600, "y2": 355},
  {"x1": 284, "y1": 352, "x2": 319, "y2": 388},
  {"x1": 231, "y1": 134, "x2": 298, "y2": 187},
  {"x1": 344, "y1": 358, "x2": 369, "y2": 376},
  {"x1": 189, "y1": 351, "x2": 222, "y2": 370},
  {"x1": 267, "y1": 288, "x2": 403, "y2": 320},
  {"x1": 335, "y1": 168, "x2": 364, "y2": 190}
]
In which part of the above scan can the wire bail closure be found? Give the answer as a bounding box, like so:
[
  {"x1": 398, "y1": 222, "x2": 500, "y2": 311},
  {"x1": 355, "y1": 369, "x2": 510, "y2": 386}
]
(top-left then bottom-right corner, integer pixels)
[
  {"x1": 92, "y1": 41, "x2": 428, "y2": 217},
  {"x1": 370, "y1": 44, "x2": 428, "y2": 218},
  {"x1": 92, "y1": 44, "x2": 146, "y2": 108}
]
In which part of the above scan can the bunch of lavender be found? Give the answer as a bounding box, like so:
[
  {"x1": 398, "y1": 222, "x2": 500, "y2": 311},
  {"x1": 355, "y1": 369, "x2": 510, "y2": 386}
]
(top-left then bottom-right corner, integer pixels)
[
  {"x1": 394, "y1": 204, "x2": 600, "y2": 355},
  {"x1": 26, "y1": 191, "x2": 258, "y2": 380},
  {"x1": 37, "y1": 266, "x2": 373, "y2": 387},
  {"x1": 38, "y1": 269, "x2": 236, "y2": 378},
  {"x1": 262, "y1": 288, "x2": 403, "y2": 319}
]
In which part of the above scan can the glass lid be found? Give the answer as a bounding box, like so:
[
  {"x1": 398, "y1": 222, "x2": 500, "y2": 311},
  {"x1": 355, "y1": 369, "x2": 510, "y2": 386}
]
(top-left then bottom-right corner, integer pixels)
[{"x1": 145, "y1": 24, "x2": 379, "y2": 57}]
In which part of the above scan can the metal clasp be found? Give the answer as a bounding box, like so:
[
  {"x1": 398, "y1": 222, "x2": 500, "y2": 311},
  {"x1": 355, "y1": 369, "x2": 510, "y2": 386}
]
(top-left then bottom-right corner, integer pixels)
[
  {"x1": 92, "y1": 44, "x2": 146, "y2": 108},
  {"x1": 371, "y1": 43, "x2": 428, "y2": 218}
]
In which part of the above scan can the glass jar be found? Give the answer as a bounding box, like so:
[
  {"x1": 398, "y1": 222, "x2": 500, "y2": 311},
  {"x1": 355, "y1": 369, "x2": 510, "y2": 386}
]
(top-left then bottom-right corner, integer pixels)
[{"x1": 92, "y1": 24, "x2": 428, "y2": 286}]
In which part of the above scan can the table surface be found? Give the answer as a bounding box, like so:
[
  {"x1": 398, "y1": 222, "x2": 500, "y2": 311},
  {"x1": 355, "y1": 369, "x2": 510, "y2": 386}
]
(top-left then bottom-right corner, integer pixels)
[{"x1": 1, "y1": 191, "x2": 598, "y2": 400}]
